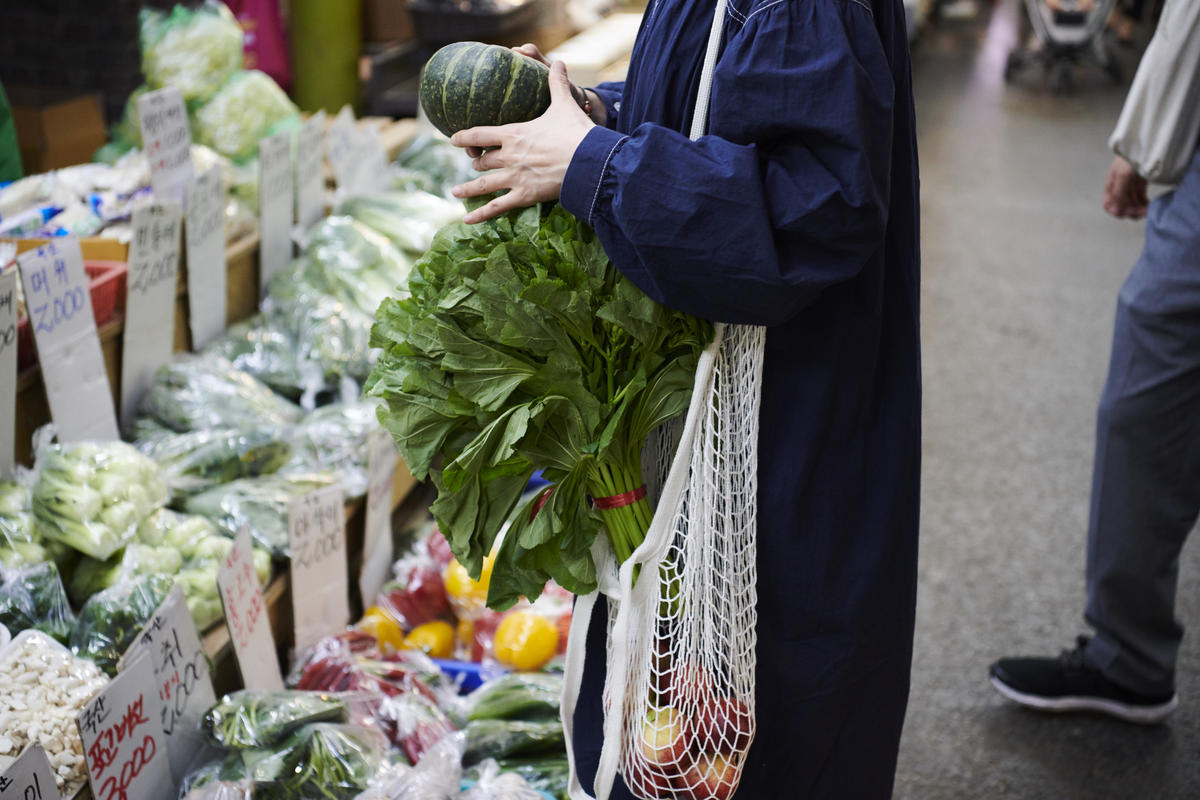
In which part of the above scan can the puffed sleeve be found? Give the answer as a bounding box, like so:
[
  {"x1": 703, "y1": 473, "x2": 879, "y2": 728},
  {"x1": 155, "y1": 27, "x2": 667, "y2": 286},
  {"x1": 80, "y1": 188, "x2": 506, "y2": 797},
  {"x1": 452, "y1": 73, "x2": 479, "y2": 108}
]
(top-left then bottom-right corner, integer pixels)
[{"x1": 559, "y1": 0, "x2": 894, "y2": 325}]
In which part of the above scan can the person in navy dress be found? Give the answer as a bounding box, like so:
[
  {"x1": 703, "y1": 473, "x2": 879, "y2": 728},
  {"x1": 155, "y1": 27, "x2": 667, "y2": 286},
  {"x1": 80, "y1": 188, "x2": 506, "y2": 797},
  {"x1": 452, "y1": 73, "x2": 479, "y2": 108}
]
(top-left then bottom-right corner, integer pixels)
[{"x1": 451, "y1": 0, "x2": 920, "y2": 794}]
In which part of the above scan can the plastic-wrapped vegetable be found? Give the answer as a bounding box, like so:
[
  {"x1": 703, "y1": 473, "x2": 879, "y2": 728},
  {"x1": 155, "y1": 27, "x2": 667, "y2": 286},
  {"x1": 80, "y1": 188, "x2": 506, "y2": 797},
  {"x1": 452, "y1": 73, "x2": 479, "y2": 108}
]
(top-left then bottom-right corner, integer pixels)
[
  {"x1": 0, "y1": 480, "x2": 35, "y2": 546},
  {"x1": 462, "y1": 720, "x2": 565, "y2": 766},
  {"x1": 205, "y1": 691, "x2": 347, "y2": 749},
  {"x1": 141, "y1": 354, "x2": 303, "y2": 433},
  {"x1": 69, "y1": 543, "x2": 183, "y2": 605},
  {"x1": 299, "y1": 217, "x2": 413, "y2": 315},
  {"x1": 460, "y1": 760, "x2": 546, "y2": 800},
  {"x1": 475, "y1": 757, "x2": 570, "y2": 800},
  {"x1": 282, "y1": 400, "x2": 382, "y2": 498},
  {"x1": 389, "y1": 134, "x2": 474, "y2": 199},
  {"x1": 466, "y1": 673, "x2": 562, "y2": 722},
  {"x1": 113, "y1": 85, "x2": 150, "y2": 148},
  {"x1": 140, "y1": 2, "x2": 243, "y2": 104},
  {"x1": 0, "y1": 562, "x2": 76, "y2": 644},
  {"x1": 138, "y1": 427, "x2": 292, "y2": 498},
  {"x1": 204, "y1": 316, "x2": 308, "y2": 400},
  {"x1": 70, "y1": 573, "x2": 174, "y2": 675},
  {"x1": 32, "y1": 437, "x2": 169, "y2": 560},
  {"x1": 265, "y1": 277, "x2": 376, "y2": 385},
  {"x1": 183, "y1": 473, "x2": 339, "y2": 556},
  {"x1": 193, "y1": 70, "x2": 301, "y2": 162},
  {"x1": 337, "y1": 191, "x2": 464, "y2": 256},
  {"x1": 243, "y1": 723, "x2": 388, "y2": 800}
]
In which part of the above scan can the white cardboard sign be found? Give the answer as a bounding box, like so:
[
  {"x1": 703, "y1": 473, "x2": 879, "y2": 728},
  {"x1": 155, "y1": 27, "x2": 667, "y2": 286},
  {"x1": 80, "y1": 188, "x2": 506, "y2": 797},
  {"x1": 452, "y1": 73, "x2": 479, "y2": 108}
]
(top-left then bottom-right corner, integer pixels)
[
  {"x1": 359, "y1": 428, "x2": 397, "y2": 605},
  {"x1": 0, "y1": 268, "x2": 17, "y2": 478},
  {"x1": 137, "y1": 87, "x2": 193, "y2": 206},
  {"x1": 357, "y1": 127, "x2": 390, "y2": 195},
  {"x1": 183, "y1": 166, "x2": 227, "y2": 349},
  {"x1": 325, "y1": 106, "x2": 361, "y2": 196},
  {"x1": 288, "y1": 486, "x2": 350, "y2": 651},
  {"x1": 120, "y1": 585, "x2": 219, "y2": 782},
  {"x1": 258, "y1": 132, "x2": 294, "y2": 291},
  {"x1": 0, "y1": 745, "x2": 60, "y2": 800},
  {"x1": 76, "y1": 654, "x2": 173, "y2": 800},
  {"x1": 295, "y1": 111, "x2": 327, "y2": 231},
  {"x1": 218, "y1": 527, "x2": 283, "y2": 691},
  {"x1": 120, "y1": 203, "x2": 181, "y2": 429},
  {"x1": 17, "y1": 240, "x2": 118, "y2": 442}
]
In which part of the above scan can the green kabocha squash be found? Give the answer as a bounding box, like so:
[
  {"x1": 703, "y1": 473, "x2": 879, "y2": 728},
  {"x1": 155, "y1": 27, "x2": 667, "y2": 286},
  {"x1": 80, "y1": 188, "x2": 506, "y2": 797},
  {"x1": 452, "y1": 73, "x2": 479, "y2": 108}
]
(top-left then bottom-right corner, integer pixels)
[{"x1": 419, "y1": 42, "x2": 552, "y2": 137}]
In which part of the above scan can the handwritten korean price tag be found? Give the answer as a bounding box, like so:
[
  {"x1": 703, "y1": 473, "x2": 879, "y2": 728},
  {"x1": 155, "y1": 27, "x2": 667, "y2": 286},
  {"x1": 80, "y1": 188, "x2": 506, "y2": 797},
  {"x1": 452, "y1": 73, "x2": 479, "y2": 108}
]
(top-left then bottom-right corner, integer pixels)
[
  {"x1": 258, "y1": 131, "x2": 294, "y2": 290},
  {"x1": 295, "y1": 112, "x2": 326, "y2": 231},
  {"x1": 0, "y1": 745, "x2": 61, "y2": 800},
  {"x1": 0, "y1": 267, "x2": 17, "y2": 477},
  {"x1": 325, "y1": 106, "x2": 362, "y2": 197},
  {"x1": 357, "y1": 127, "x2": 390, "y2": 195},
  {"x1": 184, "y1": 166, "x2": 227, "y2": 349},
  {"x1": 119, "y1": 585, "x2": 218, "y2": 781},
  {"x1": 359, "y1": 428, "x2": 397, "y2": 604},
  {"x1": 120, "y1": 203, "x2": 181, "y2": 428},
  {"x1": 77, "y1": 655, "x2": 173, "y2": 800},
  {"x1": 218, "y1": 527, "x2": 283, "y2": 690},
  {"x1": 137, "y1": 87, "x2": 193, "y2": 206},
  {"x1": 16, "y1": 240, "x2": 118, "y2": 442},
  {"x1": 288, "y1": 486, "x2": 350, "y2": 650}
]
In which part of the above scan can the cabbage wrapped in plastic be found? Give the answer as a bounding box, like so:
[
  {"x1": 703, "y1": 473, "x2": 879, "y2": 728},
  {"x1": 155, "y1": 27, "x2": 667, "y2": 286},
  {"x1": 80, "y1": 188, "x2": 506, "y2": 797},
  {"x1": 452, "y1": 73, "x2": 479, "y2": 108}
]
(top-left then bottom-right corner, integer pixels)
[
  {"x1": 71, "y1": 573, "x2": 174, "y2": 675},
  {"x1": 137, "y1": 427, "x2": 292, "y2": 498},
  {"x1": 140, "y1": 2, "x2": 243, "y2": 104},
  {"x1": 193, "y1": 70, "x2": 300, "y2": 162},
  {"x1": 390, "y1": 134, "x2": 475, "y2": 199},
  {"x1": 203, "y1": 316, "x2": 308, "y2": 400},
  {"x1": 69, "y1": 543, "x2": 184, "y2": 606},
  {"x1": 32, "y1": 438, "x2": 169, "y2": 561},
  {"x1": 141, "y1": 354, "x2": 303, "y2": 433},
  {"x1": 113, "y1": 85, "x2": 150, "y2": 149},
  {"x1": 338, "y1": 190, "x2": 464, "y2": 256},
  {"x1": 183, "y1": 473, "x2": 340, "y2": 557},
  {"x1": 282, "y1": 400, "x2": 383, "y2": 499}
]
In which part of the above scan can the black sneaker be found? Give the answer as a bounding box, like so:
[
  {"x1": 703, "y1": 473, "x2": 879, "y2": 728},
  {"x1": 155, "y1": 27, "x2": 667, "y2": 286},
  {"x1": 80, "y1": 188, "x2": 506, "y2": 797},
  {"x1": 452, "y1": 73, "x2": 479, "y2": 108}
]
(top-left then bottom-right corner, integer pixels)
[{"x1": 989, "y1": 636, "x2": 1179, "y2": 724}]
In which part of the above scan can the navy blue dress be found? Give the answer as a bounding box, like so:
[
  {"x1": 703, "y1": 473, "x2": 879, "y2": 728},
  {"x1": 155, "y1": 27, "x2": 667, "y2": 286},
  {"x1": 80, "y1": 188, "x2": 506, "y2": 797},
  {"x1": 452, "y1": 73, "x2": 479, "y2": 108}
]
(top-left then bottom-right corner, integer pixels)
[{"x1": 558, "y1": 0, "x2": 920, "y2": 795}]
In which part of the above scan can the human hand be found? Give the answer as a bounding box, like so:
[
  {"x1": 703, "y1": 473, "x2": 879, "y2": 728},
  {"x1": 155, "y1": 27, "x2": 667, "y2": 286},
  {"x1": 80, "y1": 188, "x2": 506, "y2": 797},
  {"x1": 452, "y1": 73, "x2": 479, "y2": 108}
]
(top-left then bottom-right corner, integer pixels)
[
  {"x1": 450, "y1": 61, "x2": 594, "y2": 224},
  {"x1": 1103, "y1": 156, "x2": 1149, "y2": 219},
  {"x1": 463, "y1": 44, "x2": 570, "y2": 159}
]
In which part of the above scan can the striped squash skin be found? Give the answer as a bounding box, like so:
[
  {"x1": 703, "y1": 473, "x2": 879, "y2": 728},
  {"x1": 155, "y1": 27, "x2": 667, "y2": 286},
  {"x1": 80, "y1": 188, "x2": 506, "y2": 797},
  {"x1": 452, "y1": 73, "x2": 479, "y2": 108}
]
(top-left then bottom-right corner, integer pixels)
[{"x1": 420, "y1": 42, "x2": 552, "y2": 137}]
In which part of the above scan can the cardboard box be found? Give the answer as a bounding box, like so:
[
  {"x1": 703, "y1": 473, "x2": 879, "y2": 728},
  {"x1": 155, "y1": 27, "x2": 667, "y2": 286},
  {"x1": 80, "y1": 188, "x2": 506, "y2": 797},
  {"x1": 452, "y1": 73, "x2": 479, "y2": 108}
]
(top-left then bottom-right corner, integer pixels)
[
  {"x1": 3, "y1": 236, "x2": 129, "y2": 262},
  {"x1": 7, "y1": 88, "x2": 107, "y2": 174},
  {"x1": 364, "y1": 0, "x2": 414, "y2": 43}
]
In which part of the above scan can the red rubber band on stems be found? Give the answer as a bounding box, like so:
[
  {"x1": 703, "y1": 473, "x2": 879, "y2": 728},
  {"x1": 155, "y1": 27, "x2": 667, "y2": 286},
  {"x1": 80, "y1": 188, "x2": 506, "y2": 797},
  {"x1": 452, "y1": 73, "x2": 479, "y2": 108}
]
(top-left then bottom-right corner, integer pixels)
[{"x1": 592, "y1": 486, "x2": 648, "y2": 510}]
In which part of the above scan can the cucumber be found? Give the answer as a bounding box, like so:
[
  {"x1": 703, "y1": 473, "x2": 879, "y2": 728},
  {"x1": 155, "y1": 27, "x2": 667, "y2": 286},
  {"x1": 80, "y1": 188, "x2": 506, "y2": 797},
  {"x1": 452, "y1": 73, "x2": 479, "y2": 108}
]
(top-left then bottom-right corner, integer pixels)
[{"x1": 419, "y1": 41, "x2": 552, "y2": 137}]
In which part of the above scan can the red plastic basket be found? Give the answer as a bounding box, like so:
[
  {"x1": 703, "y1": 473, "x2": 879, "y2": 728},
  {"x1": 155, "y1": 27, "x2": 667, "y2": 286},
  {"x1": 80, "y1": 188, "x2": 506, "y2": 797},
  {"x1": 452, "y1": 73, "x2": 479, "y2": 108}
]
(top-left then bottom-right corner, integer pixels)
[{"x1": 16, "y1": 260, "x2": 128, "y2": 372}]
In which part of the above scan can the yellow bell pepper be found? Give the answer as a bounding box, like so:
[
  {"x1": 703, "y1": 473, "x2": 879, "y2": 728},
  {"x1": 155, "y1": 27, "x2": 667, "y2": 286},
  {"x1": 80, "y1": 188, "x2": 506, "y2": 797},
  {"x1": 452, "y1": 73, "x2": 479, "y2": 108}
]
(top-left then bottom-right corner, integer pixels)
[
  {"x1": 493, "y1": 611, "x2": 558, "y2": 671},
  {"x1": 404, "y1": 620, "x2": 455, "y2": 659},
  {"x1": 357, "y1": 605, "x2": 406, "y2": 653}
]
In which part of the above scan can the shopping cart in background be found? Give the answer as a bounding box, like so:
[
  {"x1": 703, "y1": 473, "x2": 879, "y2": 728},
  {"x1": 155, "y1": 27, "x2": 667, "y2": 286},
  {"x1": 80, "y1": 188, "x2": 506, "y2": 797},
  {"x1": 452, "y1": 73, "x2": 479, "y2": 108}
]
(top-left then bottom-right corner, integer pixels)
[{"x1": 1004, "y1": 0, "x2": 1123, "y2": 93}]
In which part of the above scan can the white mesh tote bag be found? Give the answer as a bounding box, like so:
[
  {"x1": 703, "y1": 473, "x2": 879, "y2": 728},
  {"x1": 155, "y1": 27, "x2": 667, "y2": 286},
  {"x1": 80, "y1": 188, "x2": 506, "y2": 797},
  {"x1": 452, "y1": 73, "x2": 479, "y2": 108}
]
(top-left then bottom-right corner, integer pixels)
[{"x1": 560, "y1": 0, "x2": 768, "y2": 795}]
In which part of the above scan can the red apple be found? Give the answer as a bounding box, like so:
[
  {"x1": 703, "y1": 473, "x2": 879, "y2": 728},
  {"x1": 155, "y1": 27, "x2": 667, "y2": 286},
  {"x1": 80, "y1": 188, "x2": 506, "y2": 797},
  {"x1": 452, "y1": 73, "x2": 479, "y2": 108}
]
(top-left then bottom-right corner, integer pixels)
[
  {"x1": 674, "y1": 752, "x2": 738, "y2": 800},
  {"x1": 663, "y1": 661, "x2": 715, "y2": 708},
  {"x1": 690, "y1": 696, "x2": 752, "y2": 754},
  {"x1": 624, "y1": 760, "x2": 676, "y2": 798},
  {"x1": 640, "y1": 707, "x2": 690, "y2": 767}
]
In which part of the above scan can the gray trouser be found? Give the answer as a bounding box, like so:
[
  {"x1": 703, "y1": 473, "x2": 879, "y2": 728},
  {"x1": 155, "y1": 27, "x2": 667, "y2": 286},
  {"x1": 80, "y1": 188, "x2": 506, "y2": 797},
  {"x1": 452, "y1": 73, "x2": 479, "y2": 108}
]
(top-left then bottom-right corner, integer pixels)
[{"x1": 1083, "y1": 147, "x2": 1200, "y2": 697}]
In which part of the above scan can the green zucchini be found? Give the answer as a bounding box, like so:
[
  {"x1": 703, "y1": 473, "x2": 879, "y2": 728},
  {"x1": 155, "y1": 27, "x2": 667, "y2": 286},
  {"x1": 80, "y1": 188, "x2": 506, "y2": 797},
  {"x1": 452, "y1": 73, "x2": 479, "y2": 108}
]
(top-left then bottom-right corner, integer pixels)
[{"x1": 419, "y1": 41, "x2": 552, "y2": 137}]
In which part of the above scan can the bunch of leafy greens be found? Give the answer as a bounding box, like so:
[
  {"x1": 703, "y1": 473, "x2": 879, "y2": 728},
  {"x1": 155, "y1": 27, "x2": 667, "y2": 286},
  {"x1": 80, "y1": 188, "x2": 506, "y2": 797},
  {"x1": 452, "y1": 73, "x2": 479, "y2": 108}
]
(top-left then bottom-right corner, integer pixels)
[{"x1": 366, "y1": 203, "x2": 711, "y2": 609}]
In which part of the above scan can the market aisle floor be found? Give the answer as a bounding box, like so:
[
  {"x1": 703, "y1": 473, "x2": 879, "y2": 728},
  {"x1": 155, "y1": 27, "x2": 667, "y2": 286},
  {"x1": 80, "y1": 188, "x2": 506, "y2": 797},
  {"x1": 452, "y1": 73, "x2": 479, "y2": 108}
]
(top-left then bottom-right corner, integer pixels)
[{"x1": 895, "y1": 2, "x2": 1200, "y2": 798}]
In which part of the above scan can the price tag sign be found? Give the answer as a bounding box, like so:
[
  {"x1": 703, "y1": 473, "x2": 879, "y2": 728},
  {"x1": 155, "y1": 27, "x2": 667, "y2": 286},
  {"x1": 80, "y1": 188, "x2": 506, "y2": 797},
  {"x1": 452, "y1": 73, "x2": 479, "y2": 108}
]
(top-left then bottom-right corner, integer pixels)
[
  {"x1": 359, "y1": 428, "x2": 397, "y2": 604},
  {"x1": 77, "y1": 655, "x2": 173, "y2": 800},
  {"x1": 138, "y1": 87, "x2": 193, "y2": 206},
  {"x1": 218, "y1": 527, "x2": 283, "y2": 690},
  {"x1": 258, "y1": 131, "x2": 294, "y2": 291},
  {"x1": 325, "y1": 106, "x2": 362, "y2": 197},
  {"x1": 357, "y1": 127, "x2": 391, "y2": 195},
  {"x1": 0, "y1": 745, "x2": 60, "y2": 800},
  {"x1": 0, "y1": 268, "x2": 17, "y2": 478},
  {"x1": 120, "y1": 585, "x2": 218, "y2": 781},
  {"x1": 295, "y1": 111, "x2": 326, "y2": 231},
  {"x1": 183, "y1": 166, "x2": 227, "y2": 349},
  {"x1": 288, "y1": 486, "x2": 350, "y2": 650},
  {"x1": 120, "y1": 203, "x2": 181, "y2": 428},
  {"x1": 17, "y1": 240, "x2": 118, "y2": 442}
]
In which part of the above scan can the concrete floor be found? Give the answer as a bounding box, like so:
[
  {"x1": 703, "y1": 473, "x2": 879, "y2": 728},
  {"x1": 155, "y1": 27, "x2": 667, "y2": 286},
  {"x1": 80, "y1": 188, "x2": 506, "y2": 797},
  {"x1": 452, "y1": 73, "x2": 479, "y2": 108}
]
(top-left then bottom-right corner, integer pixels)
[{"x1": 894, "y1": 3, "x2": 1200, "y2": 798}]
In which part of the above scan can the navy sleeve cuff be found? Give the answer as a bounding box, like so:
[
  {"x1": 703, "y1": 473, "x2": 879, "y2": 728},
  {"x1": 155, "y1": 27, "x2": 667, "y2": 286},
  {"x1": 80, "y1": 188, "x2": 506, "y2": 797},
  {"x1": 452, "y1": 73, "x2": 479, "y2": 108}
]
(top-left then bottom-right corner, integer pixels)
[
  {"x1": 591, "y1": 83, "x2": 623, "y2": 130},
  {"x1": 560, "y1": 126, "x2": 627, "y2": 227}
]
